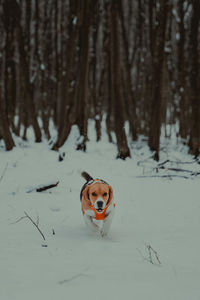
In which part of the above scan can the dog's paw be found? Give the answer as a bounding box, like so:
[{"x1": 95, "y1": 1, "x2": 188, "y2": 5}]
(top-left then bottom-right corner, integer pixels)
[{"x1": 100, "y1": 229, "x2": 108, "y2": 237}]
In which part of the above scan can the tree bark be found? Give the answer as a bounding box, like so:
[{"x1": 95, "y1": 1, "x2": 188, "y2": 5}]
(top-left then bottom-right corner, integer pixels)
[
  {"x1": 148, "y1": 0, "x2": 169, "y2": 161},
  {"x1": 76, "y1": 1, "x2": 93, "y2": 151},
  {"x1": 188, "y1": 0, "x2": 200, "y2": 158},
  {"x1": 10, "y1": 0, "x2": 42, "y2": 143},
  {"x1": 110, "y1": 1, "x2": 131, "y2": 160},
  {"x1": 0, "y1": 86, "x2": 15, "y2": 150}
]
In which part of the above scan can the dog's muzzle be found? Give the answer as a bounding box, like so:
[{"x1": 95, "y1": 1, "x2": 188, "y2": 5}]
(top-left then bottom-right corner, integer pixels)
[{"x1": 95, "y1": 199, "x2": 105, "y2": 213}]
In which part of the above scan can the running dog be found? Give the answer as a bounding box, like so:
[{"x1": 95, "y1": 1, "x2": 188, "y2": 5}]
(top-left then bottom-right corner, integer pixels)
[{"x1": 80, "y1": 172, "x2": 115, "y2": 236}]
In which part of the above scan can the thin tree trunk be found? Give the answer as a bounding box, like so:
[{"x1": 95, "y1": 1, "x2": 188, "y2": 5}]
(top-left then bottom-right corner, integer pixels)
[
  {"x1": 118, "y1": 0, "x2": 137, "y2": 141},
  {"x1": 10, "y1": 0, "x2": 42, "y2": 143},
  {"x1": 0, "y1": 86, "x2": 15, "y2": 150},
  {"x1": 51, "y1": 1, "x2": 82, "y2": 151},
  {"x1": 111, "y1": 1, "x2": 131, "y2": 160},
  {"x1": 76, "y1": 1, "x2": 93, "y2": 151},
  {"x1": 178, "y1": 0, "x2": 188, "y2": 139},
  {"x1": 188, "y1": 0, "x2": 200, "y2": 158},
  {"x1": 148, "y1": 0, "x2": 169, "y2": 161}
]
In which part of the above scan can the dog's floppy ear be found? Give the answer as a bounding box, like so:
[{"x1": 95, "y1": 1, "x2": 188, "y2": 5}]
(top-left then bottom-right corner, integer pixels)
[
  {"x1": 107, "y1": 185, "x2": 113, "y2": 205},
  {"x1": 82, "y1": 185, "x2": 91, "y2": 205}
]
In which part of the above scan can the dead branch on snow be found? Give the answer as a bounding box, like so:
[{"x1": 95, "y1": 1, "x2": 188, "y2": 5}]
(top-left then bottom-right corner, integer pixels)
[
  {"x1": 137, "y1": 157, "x2": 200, "y2": 179},
  {"x1": 27, "y1": 181, "x2": 59, "y2": 193},
  {"x1": 137, "y1": 244, "x2": 162, "y2": 266},
  {"x1": 12, "y1": 211, "x2": 46, "y2": 241}
]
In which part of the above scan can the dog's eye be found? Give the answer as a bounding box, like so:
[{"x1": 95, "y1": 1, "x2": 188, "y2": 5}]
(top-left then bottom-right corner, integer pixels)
[
  {"x1": 103, "y1": 192, "x2": 107, "y2": 197},
  {"x1": 92, "y1": 192, "x2": 97, "y2": 197}
]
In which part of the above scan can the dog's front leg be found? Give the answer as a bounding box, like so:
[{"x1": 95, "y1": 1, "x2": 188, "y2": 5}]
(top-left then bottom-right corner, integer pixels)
[
  {"x1": 83, "y1": 210, "x2": 100, "y2": 233},
  {"x1": 100, "y1": 205, "x2": 115, "y2": 237}
]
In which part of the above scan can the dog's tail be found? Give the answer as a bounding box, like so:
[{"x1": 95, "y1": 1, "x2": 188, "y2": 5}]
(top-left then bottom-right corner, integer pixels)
[{"x1": 81, "y1": 171, "x2": 93, "y2": 182}]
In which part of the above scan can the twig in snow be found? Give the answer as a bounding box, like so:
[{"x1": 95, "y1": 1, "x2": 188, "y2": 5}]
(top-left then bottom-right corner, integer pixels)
[
  {"x1": 0, "y1": 163, "x2": 8, "y2": 183},
  {"x1": 167, "y1": 159, "x2": 198, "y2": 165},
  {"x1": 135, "y1": 175, "x2": 190, "y2": 179},
  {"x1": 36, "y1": 181, "x2": 59, "y2": 192},
  {"x1": 58, "y1": 268, "x2": 89, "y2": 285},
  {"x1": 153, "y1": 162, "x2": 200, "y2": 177},
  {"x1": 12, "y1": 211, "x2": 46, "y2": 241},
  {"x1": 137, "y1": 244, "x2": 161, "y2": 266},
  {"x1": 146, "y1": 244, "x2": 161, "y2": 265},
  {"x1": 156, "y1": 159, "x2": 197, "y2": 168},
  {"x1": 155, "y1": 165, "x2": 200, "y2": 175},
  {"x1": 157, "y1": 159, "x2": 170, "y2": 168},
  {"x1": 59, "y1": 273, "x2": 84, "y2": 285},
  {"x1": 138, "y1": 157, "x2": 198, "y2": 169},
  {"x1": 27, "y1": 181, "x2": 59, "y2": 193}
]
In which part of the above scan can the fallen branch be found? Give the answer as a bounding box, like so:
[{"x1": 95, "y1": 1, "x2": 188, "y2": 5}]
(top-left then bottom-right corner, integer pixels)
[
  {"x1": 167, "y1": 168, "x2": 200, "y2": 176},
  {"x1": 154, "y1": 164, "x2": 200, "y2": 177},
  {"x1": 135, "y1": 175, "x2": 190, "y2": 179},
  {"x1": 157, "y1": 159, "x2": 197, "y2": 166},
  {"x1": 36, "y1": 181, "x2": 59, "y2": 192},
  {"x1": 138, "y1": 158, "x2": 198, "y2": 170},
  {"x1": 168, "y1": 160, "x2": 198, "y2": 165},
  {"x1": 157, "y1": 159, "x2": 170, "y2": 168},
  {"x1": 156, "y1": 166, "x2": 199, "y2": 174},
  {"x1": 27, "y1": 181, "x2": 59, "y2": 193},
  {"x1": 136, "y1": 157, "x2": 200, "y2": 179},
  {"x1": 12, "y1": 211, "x2": 46, "y2": 241}
]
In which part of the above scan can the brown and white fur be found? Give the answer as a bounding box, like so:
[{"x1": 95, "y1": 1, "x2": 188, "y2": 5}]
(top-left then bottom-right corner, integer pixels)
[{"x1": 80, "y1": 172, "x2": 115, "y2": 236}]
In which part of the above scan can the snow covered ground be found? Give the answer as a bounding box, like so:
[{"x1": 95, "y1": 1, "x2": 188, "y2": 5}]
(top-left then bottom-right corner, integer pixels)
[{"x1": 0, "y1": 122, "x2": 200, "y2": 300}]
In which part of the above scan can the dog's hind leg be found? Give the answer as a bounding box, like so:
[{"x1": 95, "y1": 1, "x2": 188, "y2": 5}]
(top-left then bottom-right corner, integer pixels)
[{"x1": 100, "y1": 208, "x2": 115, "y2": 237}]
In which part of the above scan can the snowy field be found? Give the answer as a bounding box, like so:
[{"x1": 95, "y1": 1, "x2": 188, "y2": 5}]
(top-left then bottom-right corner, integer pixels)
[{"x1": 0, "y1": 122, "x2": 200, "y2": 300}]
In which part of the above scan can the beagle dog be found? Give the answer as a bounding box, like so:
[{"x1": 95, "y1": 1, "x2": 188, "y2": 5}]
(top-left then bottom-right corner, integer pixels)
[{"x1": 80, "y1": 172, "x2": 115, "y2": 236}]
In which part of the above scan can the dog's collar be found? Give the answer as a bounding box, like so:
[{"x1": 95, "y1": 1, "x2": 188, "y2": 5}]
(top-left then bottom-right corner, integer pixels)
[
  {"x1": 90, "y1": 205, "x2": 108, "y2": 220},
  {"x1": 90, "y1": 203, "x2": 116, "y2": 220}
]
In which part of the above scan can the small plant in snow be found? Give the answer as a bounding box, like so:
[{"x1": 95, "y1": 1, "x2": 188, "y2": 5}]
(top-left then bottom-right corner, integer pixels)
[
  {"x1": 12, "y1": 211, "x2": 47, "y2": 244},
  {"x1": 137, "y1": 244, "x2": 162, "y2": 266}
]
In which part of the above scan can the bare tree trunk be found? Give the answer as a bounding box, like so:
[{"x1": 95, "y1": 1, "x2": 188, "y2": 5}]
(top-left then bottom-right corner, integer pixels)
[
  {"x1": 9, "y1": 0, "x2": 42, "y2": 143},
  {"x1": 0, "y1": 84, "x2": 15, "y2": 150},
  {"x1": 51, "y1": 1, "x2": 82, "y2": 151},
  {"x1": 148, "y1": 0, "x2": 169, "y2": 161},
  {"x1": 76, "y1": 1, "x2": 93, "y2": 151},
  {"x1": 118, "y1": 0, "x2": 137, "y2": 141},
  {"x1": 188, "y1": 0, "x2": 200, "y2": 158},
  {"x1": 178, "y1": 0, "x2": 188, "y2": 139},
  {"x1": 111, "y1": 1, "x2": 131, "y2": 160},
  {"x1": 91, "y1": 5, "x2": 102, "y2": 142}
]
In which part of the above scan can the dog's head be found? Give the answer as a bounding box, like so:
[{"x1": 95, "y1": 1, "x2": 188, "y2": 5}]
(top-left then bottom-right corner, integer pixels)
[{"x1": 82, "y1": 181, "x2": 113, "y2": 213}]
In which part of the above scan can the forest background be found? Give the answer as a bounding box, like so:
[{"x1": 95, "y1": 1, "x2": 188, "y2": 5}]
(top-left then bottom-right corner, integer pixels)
[{"x1": 0, "y1": 0, "x2": 199, "y2": 160}]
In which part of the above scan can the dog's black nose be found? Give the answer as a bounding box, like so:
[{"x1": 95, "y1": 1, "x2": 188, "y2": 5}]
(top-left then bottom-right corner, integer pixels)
[{"x1": 97, "y1": 201, "x2": 103, "y2": 208}]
